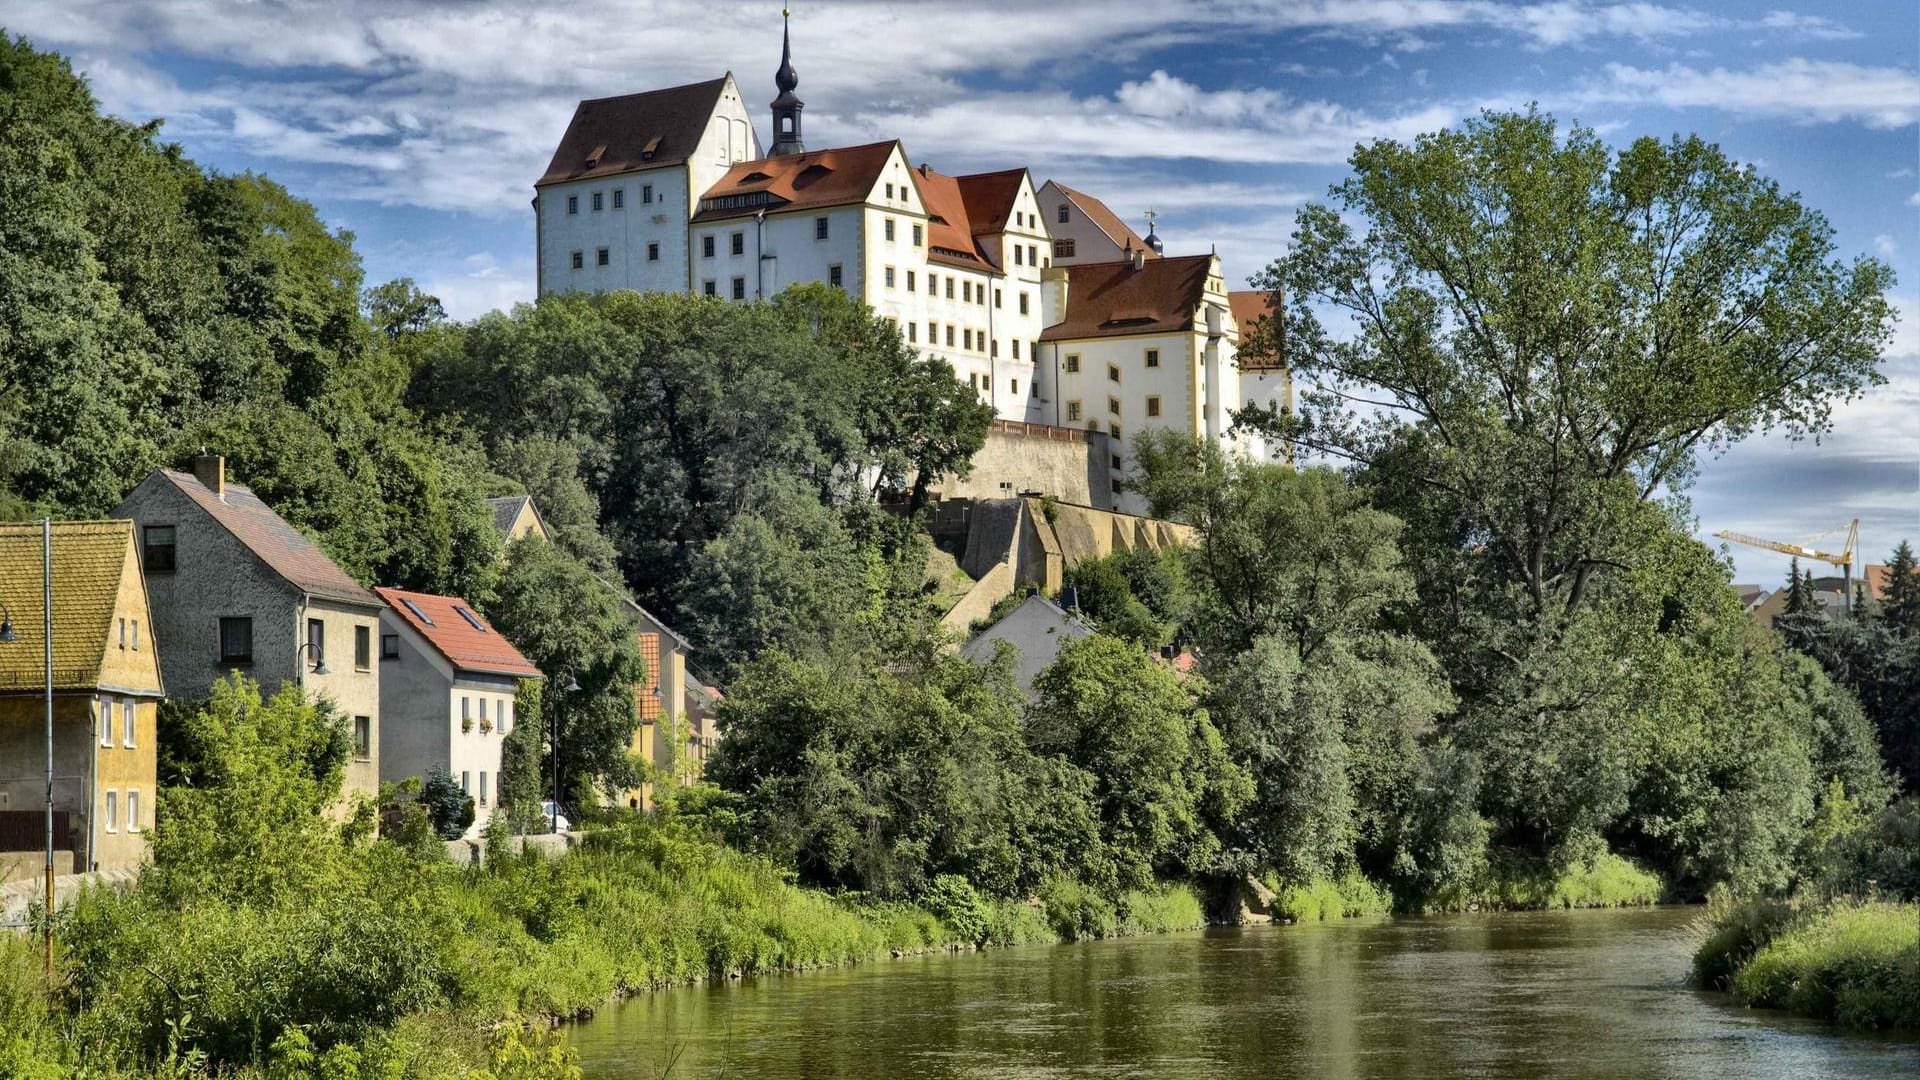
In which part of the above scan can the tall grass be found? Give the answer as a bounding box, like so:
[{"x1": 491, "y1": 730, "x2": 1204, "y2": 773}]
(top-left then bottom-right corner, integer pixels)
[
  {"x1": 1697, "y1": 901, "x2": 1920, "y2": 1030},
  {"x1": 1269, "y1": 872, "x2": 1394, "y2": 922},
  {"x1": 1425, "y1": 851, "x2": 1662, "y2": 912}
]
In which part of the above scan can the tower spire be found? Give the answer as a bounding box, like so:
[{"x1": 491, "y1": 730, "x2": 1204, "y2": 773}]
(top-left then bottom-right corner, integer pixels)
[{"x1": 770, "y1": 7, "x2": 806, "y2": 156}]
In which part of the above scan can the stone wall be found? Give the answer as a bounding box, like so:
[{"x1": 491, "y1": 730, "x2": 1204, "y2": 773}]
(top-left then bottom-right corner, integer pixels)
[
  {"x1": 936, "y1": 421, "x2": 1113, "y2": 510},
  {"x1": 950, "y1": 496, "x2": 1197, "y2": 605}
]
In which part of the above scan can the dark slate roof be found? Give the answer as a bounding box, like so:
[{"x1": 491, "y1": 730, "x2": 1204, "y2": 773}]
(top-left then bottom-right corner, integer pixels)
[
  {"x1": 484, "y1": 495, "x2": 549, "y2": 537},
  {"x1": 538, "y1": 77, "x2": 730, "y2": 188},
  {"x1": 155, "y1": 469, "x2": 383, "y2": 608},
  {"x1": 1040, "y1": 254, "x2": 1215, "y2": 342}
]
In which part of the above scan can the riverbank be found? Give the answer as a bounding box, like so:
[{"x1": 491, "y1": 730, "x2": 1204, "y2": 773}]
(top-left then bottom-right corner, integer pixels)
[
  {"x1": 0, "y1": 820, "x2": 1208, "y2": 1079},
  {"x1": 1694, "y1": 899, "x2": 1919, "y2": 1030}
]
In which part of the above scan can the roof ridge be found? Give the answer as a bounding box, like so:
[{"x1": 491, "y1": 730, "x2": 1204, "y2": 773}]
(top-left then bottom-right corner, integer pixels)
[{"x1": 575, "y1": 75, "x2": 729, "y2": 107}]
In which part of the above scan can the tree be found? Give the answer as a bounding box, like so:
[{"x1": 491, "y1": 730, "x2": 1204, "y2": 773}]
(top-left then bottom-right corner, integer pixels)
[
  {"x1": 419, "y1": 768, "x2": 474, "y2": 840},
  {"x1": 486, "y1": 537, "x2": 648, "y2": 798},
  {"x1": 363, "y1": 277, "x2": 446, "y2": 342},
  {"x1": 1027, "y1": 636, "x2": 1252, "y2": 887},
  {"x1": 1881, "y1": 540, "x2": 1920, "y2": 633},
  {"x1": 496, "y1": 677, "x2": 549, "y2": 833},
  {"x1": 1250, "y1": 108, "x2": 1896, "y2": 674}
]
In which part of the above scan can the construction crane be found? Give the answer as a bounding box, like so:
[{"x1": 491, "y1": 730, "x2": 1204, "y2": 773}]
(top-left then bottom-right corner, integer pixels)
[{"x1": 1715, "y1": 519, "x2": 1860, "y2": 598}]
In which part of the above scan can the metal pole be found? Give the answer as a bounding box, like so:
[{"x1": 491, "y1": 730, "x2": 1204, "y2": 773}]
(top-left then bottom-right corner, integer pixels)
[
  {"x1": 42, "y1": 517, "x2": 53, "y2": 982},
  {"x1": 550, "y1": 688, "x2": 560, "y2": 834}
]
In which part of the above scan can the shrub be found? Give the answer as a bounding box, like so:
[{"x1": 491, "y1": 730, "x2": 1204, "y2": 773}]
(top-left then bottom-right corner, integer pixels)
[
  {"x1": 920, "y1": 874, "x2": 989, "y2": 945},
  {"x1": 421, "y1": 767, "x2": 475, "y2": 840},
  {"x1": 1730, "y1": 902, "x2": 1919, "y2": 1029},
  {"x1": 1692, "y1": 897, "x2": 1803, "y2": 991}
]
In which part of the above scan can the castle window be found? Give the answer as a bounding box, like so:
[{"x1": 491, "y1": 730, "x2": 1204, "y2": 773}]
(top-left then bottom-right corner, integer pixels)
[
  {"x1": 912, "y1": 224, "x2": 923, "y2": 247},
  {"x1": 1058, "y1": 204, "x2": 1069, "y2": 223},
  {"x1": 732, "y1": 277, "x2": 746, "y2": 300},
  {"x1": 1014, "y1": 245, "x2": 1023, "y2": 266},
  {"x1": 1027, "y1": 244, "x2": 1038, "y2": 264},
  {"x1": 1054, "y1": 239, "x2": 1076, "y2": 258},
  {"x1": 994, "y1": 289, "x2": 1002, "y2": 308},
  {"x1": 731, "y1": 232, "x2": 744, "y2": 256},
  {"x1": 946, "y1": 325, "x2": 955, "y2": 347},
  {"x1": 927, "y1": 273, "x2": 937, "y2": 294},
  {"x1": 962, "y1": 281, "x2": 971, "y2": 303},
  {"x1": 1109, "y1": 396, "x2": 1121, "y2": 416},
  {"x1": 815, "y1": 216, "x2": 830, "y2": 240},
  {"x1": 886, "y1": 182, "x2": 894, "y2": 199},
  {"x1": 643, "y1": 183, "x2": 653, "y2": 204},
  {"x1": 567, "y1": 194, "x2": 578, "y2": 215},
  {"x1": 1012, "y1": 339, "x2": 1021, "y2": 360},
  {"x1": 1108, "y1": 363, "x2": 1121, "y2": 383},
  {"x1": 926, "y1": 321, "x2": 935, "y2": 342},
  {"x1": 907, "y1": 270, "x2": 916, "y2": 292},
  {"x1": 570, "y1": 250, "x2": 584, "y2": 270},
  {"x1": 1011, "y1": 379, "x2": 1019, "y2": 394},
  {"x1": 591, "y1": 191, "x2": 602, "y2": 211},
  {"x1": 945, "y1": 278, "x2": 954, "y2": 300},
  {"x1": 1146, "y1": 395, "x2": 1162, "y2": 417},
  {"x1": 1067, "y1": 400, "x2": 1082, "y2": 421},
  {"x1": 1110, "y1": 422, "x2": 1122, "y2": 439},
  {"x1": 1145, "y1": 349, "x2": 1160, "y2": 368},
  {"x1": 1019, "y1": 293, "x2": 1029, "y2": 315},
  {"x1": 885, "y1": 266, "x2": 896, "y2": 288},
  {"x1": 963, "y1": 329, "x2": 973, "y2": 350},
  {"x1": 1065, "y1": 354, "x2": 1080, "y2": 373},
  {"x1": 596, "y1": 247, "x2": 609, "y2": 266},
  {"x1": 885, "y1": 218, "x2": 895, "y2": 241},
  {"x1": 829, "y1": 264, "x2": 843, "y2": 289},
  {"x1": 647, "y1": 242, "x2": 660, "y2": 261},
  {"x1": 703, "y1": 235, "x2": 715, "y2": 258},
  {"x1": 703, "y1": 279, "x2": 717, "y2": 296},
  {"x1": 908, "y1": 322, "x2": 917, "y2": 342},
  {"x1": 612, "y1": 188, "x2": 624, "y2": 209}
]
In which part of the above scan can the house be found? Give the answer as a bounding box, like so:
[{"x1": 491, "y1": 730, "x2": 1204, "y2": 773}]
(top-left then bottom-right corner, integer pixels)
[
  {"x1": 1038, "y1": 252, "x2": 1248, "y2": 511},
  {"x1": 684, "y1": 680, "x2": 723, "y2": 773},
  {"x1": 603, "y1": 583, "x2": 696, "y2": 809},
  {"x1": 960, "y1": 592, "x2": 1096, "y2": 696},
  {"x1": 1230, "y1": 289, "x2": 1293, "y2": 465},
  {"x1": 375, "y1": 588, "x2": 541, "y2": 837},
  {"x1": 0, "y1": 521, "x2": 164, "y2": 876},
  {"x1": 1036, "y1": 180, "x2": 1160, "y2": 267},
  {"x1": 114, "y1": 454, "x2": 386, "y2": 802},
  {"x1": 485, "y1": 495, "x2": 550, "y2": 545}
]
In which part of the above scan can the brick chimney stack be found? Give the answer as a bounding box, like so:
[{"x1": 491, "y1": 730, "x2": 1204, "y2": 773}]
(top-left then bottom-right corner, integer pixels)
[{"x1": 190, "y1": 450, "x2": 225, "y2": 500}]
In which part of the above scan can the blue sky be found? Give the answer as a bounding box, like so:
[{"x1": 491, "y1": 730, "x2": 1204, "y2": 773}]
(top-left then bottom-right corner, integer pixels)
[{"x1": 7, "y1": 0, "x2": 1916, "y2": 585}]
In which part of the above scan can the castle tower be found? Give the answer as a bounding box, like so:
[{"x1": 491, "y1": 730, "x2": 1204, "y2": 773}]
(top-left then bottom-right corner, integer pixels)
[{"x1": 769, "y1": 8, "x2": 805, "y2": 156}]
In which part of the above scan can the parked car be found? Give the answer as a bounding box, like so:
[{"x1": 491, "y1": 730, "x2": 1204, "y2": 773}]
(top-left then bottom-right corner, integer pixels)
[{"x1": 539, "y1": 800, "x2": 571, "y2": 832}]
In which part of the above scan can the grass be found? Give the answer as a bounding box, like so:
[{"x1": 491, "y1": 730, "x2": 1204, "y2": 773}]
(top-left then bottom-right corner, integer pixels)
[
  {"x1": 1269, "y1": 872, "x2": 1394, "y2": 922},
  {"x1": 1695, "y1": 900, "x2": 1919, "y2": 1030},
  {"x1": 1426, "y1": 851, "x2": 1663, "y2": 913}
]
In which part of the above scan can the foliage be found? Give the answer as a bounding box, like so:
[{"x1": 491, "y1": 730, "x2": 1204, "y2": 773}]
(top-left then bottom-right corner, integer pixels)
[
  {"x1": 1778, "y1": 566, "x2": 1920, "y2": 793},
  {"x1": 1882, "y1": 541, "x2": 1920, "y2": 633},
  {"x1": 1269, "y1": 872, "x2": 1394, "y2": 922},
  {"x1": 496, "y1": 678, "x2": 550, "y2": 835},
  {"x1": 1818, "y1": 797, "x2": 1920, "y2": 901},
  {"x1": 1728, "y1": 902, "x2": 1919, "y2": 1029},
  {"x1": 1422, "y1": 850, "x2": 1662, "y2": 913},
  {"x1": 1062, "y1": 549, "x2": 1189, "y2": 648},
  {"x1": 1028, "y1": 636, "x2": 1253, "y2": 887},
  {"x1": 419, "y1": 768, "x2": 474, "y2": 841},
  {"x1": 487, "y1": 537, "x2": 648, "y2": 797}
]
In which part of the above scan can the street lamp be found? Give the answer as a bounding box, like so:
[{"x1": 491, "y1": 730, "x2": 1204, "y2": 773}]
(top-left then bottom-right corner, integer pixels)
[
  {"x1": 552, "y1": 673, "x2": 580, "y2": 834},
  {"x1": 0, "y1": 599, "x2": 18, "y2": 643},
  {"x1": 295, "y1": 641, "x2": 329, "y2": 680}
]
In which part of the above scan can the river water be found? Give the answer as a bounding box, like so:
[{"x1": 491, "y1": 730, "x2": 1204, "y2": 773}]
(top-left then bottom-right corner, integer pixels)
[{"x1": 568, "y1": 906, "x2": 1916, "y2": 1079}]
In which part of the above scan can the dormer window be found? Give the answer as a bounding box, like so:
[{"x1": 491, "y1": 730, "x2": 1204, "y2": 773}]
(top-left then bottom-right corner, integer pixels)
[
  {"x1": 400, "y1": 598, "x2": 435, "y2": 626},
  {"x1": 641, "y1": 135, "x2": 662, "y2": 160},
  {"x1": 740, "y1": 171, "x2": 772, "y2": 184}
]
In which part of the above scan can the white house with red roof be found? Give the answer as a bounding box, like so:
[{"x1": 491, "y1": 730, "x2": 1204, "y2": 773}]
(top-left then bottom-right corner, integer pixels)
[{"x1": 375, "y1": 587, "x2": 543, "y2": 836}]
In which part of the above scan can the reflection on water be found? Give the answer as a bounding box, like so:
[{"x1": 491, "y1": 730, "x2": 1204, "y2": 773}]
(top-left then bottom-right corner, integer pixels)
[{"x1": 568, "y1": 906, "x2": 1917, "y2": 1079}]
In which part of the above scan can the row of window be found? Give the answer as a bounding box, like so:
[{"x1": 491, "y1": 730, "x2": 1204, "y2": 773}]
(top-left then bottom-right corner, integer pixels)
[
  {"x1": 97, "y1": 697, "x2": 137, "y2": 750},
  {"x1": 564, "y1": 184, "x2": 657, "y2": 215},
  {"x1": 966, "y1": 374, "x2": 1024, "y2": 396},
  {"x1": 1060, "y1": 348, "x2": 1161, "y2": 380},
  {"x1": 461, "y1": 769, "x2": 492, "y2": 807},
  {"x1": 703, "y1": 264, "x2": 844, "y2": 299},
  {"x1": 102, "y1": 787, "x2": 141, "y2": 834},
  {"x1": 880, "y1": 217, "x2": 924, "y2": 248},
  {"x1": 458, "y1": 695, "x2": 513, "y2": 736},
  {"x1": 214, "y1": 616, "x2": 371, "y2": 671},
  {"x1": 1063, "y1": 395, "x2": 1163, "y2": 423},
  {"x1": 699, "y1": 217, "x2": 832, "y2": 260}
]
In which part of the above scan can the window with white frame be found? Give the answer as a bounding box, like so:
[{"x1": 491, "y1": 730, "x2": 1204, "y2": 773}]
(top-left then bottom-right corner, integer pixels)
[
  {"x1": 126, "y1": 789, "x2": 140, "y2": 832},
  {"x1": 98, "y1": 699, "x2": 112, "y2": 747},
  {"x1": 105, "y1": 790, "x2": 117, "y2": 832},
  {"x1": 122, "y1": 701, "x2": 135, "y2": 747},
  {"x1": 815, "y1": 216, "x2": 830, "y2": 240}
]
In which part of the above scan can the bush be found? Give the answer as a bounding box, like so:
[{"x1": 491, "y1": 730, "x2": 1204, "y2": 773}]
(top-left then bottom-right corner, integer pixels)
[
  {"x1": 1730, "y1": 902, "x2": 1920, "y2": 1029},
  {"x1": 421, "y1": 767, "x2": 475, "y2": 840},
  {"x1": 919, "y1": 874, "x2": 989, "y2": 946},
  {"x1": 1424, "y1": 850, "x2": 1661, "y2": 912},
  {"x1": 1270, "y1": 872, "x2": 1394, "y2": 922},
  {"x1": 1692, "y1": 896, "x2": 1804, "y2": 991}
]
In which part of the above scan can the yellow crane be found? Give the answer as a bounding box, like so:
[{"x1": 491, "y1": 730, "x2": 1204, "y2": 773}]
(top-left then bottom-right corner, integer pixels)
[{"x1": 1715, "y1": 519, "x2": 1860, "y2": 598}]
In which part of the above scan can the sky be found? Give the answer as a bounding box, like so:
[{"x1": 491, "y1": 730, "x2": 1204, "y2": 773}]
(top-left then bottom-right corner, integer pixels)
[{"x1": 6, "y1": 0, "x2": 1916, "y2": 586}]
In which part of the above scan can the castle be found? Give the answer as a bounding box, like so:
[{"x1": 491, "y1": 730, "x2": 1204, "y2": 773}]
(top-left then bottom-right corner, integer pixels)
[{"x1": 534, "y1": 15, "x2": 1289, "y2": 512}]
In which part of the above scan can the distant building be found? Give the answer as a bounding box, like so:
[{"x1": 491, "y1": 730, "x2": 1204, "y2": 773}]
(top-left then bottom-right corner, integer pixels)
[
  {"x1": 1230, "y1": 289, "x2": 1292, "y2": 464},
  {"x1": 486, "y1": 495, "x2": 551, "y2": 545},
  {"x1": 0, "y1": 520, "x2": 164, "y2": 875},
  {"x1": 960, "y1": 592, "x2": 1096, "y2": 696},
  {"x1": 375, "y1": 587, "x2": 542, "y2": 837},
  {"x1": 114, "y1": 455, "x2": 385, "y2": 802},
  {"x1": 602, "y1": 584, "x2": 697, "y2": 809},
  {"x1": 684, "y1": 680, "x2": 723, "y2": 773}
]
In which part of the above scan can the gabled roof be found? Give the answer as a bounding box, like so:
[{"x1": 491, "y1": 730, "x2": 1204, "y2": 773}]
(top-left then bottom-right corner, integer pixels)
[
  {"x1": 375, "y1": 587, "x2": 543, "y2": 679},
  {"x1": 960, "y1": 594, "x2": 1096, "y2": 694},
  {"x1": 1048, "y1": 181, "x2": 1157, "y2": 257},
  {"x1": 1040, "y1": 254, "x2": 1216, "y2": 342},
  {"x1": 484, "y1": 495, "x2": 549, "y2": 537},
  {"x1": 538, "y1": 77, "x2": 731, "y2": 188},
  {"x1": 693, "y1": 140, "x2": 898, "y2": 223},
  {"x1": 909, "y1": 163, "x2": 993, "y2": 270},
  {"x1": 1229, "y1": 289, "x2": 1285, "y2": 371},
  {"x1": 150, "y1": 470, "x2": 382, "y2": 608},
  {"x1": 0, "y1": 521, "x2": 161, "y2": 693},
  {"x1": 954, "y1": 168, "x2": 1028, "y2": 238},
  {"x1": 598, "y1": 577, "x2": 695, "y2": 654},
  {"x1": 1866, "y1": 562, "x2": 1916, "y2": 601}
]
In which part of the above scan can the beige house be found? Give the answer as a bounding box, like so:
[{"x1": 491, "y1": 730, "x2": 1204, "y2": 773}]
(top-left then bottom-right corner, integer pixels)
[
  {"x1": 114, "y1": 455, "x2": 386, "y2": 803},
  {"x1": 486, "y1": 496, "x2": 551, "y2": 545},
  {"x1": 0, "y1": 521, "x2": 164, "y2": 876},
  {"x1": 603, "y1": 583, "x2": 696, "y2": 810}
]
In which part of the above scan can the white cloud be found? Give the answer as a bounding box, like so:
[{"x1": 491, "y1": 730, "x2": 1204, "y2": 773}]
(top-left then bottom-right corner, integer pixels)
[
  {"x1": 1758, "y1": 10, "x2": 1862, "y2": 41},
  {"x1": 1909, "y1": 191, "x2": 1920, "y2": 207},
  {"x1": 1591, "y1": 59, "x2": 1920, "y2": 128},
  {"x1": 1875, "y1": 234, "x2": 1898, "y2": 257}
]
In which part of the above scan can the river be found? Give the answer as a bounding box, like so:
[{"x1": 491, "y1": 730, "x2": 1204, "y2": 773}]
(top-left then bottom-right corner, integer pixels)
[{"x1": 568, "y1": 906, "x2": 1916, "y2": 1079}]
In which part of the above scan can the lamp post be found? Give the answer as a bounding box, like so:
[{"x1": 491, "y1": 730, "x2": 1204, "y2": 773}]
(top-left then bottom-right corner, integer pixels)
[
  {"x1": 40, "y1": 518, "x2": 50, "y2": 983},
  {"x1": 552, "y1": 674, "x2": 580, "y2": 834},
  {"x1": 294, "y1": 640, "x2": 329, "y2": 685}
]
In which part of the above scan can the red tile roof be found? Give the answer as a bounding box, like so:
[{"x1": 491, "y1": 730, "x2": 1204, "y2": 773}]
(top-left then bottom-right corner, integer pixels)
[
  {"x1": 375, "y1": 587, "x2": 543, "y2": 678},
  {"x1": 1050, "y1": 182, "x2": 1157, "y2": 258},
  {"x1": 954, "y1": 168, "x2": 1028, "y2": 239},
  {"x1": 1229, "y1": 290, "x2": 1285, "y2": 371},
  {"x1": 692, "y1": 139, "x2": 898, "y2": 223},
  {"x1": 1040, "y1": 254, "x2": 1215, "y2": 342},
  {"x1": 909, "y1": 163, "x2": 992, "y2": 270},
  {"x1": 156, "y1": 470, "x2": 381, "y2": 608},
  {"x1": 538, "y1": 77, "x2": 730, "y2": 188}
]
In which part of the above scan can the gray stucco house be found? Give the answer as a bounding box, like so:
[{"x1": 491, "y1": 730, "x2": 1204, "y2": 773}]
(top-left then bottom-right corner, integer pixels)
[
  {"x1": 114, "y1": 454, "x2": 387, "y2": 801},
  {"x1": 960, "y1": 593, "x2": 1096, "y2": 695}
]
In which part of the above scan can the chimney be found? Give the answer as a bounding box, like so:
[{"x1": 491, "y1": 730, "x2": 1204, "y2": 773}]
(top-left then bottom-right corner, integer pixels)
[
  {"x1": 190, "y1": 450, "x2": 225, "y2": 499},
  {"x1": 1131, "y1": 246, "x2": 1146, "y2": 271}
]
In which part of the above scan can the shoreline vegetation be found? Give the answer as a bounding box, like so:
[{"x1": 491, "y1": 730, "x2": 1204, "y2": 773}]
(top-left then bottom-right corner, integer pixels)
[{"x1": 1693, "y1": 899, "x2": 1920, "y2": 1031}]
